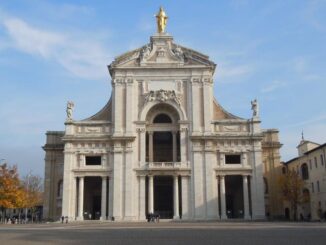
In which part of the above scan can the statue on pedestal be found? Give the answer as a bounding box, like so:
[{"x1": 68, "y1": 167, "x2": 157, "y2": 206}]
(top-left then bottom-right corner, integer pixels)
[
  {"x1": 156, "y1": 7, "x2": 168, "y2": 33},
  {"x1": 66, "y1": 101, "x2": 74, "y2": 121},
  {"x1": 251, "y1": 99, "x2": 259, "y2": 117}
]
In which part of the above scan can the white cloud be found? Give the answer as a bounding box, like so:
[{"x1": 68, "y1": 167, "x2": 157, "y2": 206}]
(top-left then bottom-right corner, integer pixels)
[
  {"x1": 216, "y1": 64, "x2": 253, "y2": 82},
  {"x1": 302, "y1": 74, "x2": 321, "y2": 81},
  {"x1": 292, "y1": 57, "x2": 307, "y2": 73},
  {"x1": 284, "y1": 114, "x2": 326, "y2": 128},
  {"x1": 261, "y1": 80, "x2": 286, "y2": 93},
  {"x1": 1, "y1": 16, "x2": 110, "y2": 80}
]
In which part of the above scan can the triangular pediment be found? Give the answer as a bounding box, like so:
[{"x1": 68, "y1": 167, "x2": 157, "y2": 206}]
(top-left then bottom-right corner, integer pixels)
[{"x1": 109, "y1": 34, "x2": 216, "y2": 72}]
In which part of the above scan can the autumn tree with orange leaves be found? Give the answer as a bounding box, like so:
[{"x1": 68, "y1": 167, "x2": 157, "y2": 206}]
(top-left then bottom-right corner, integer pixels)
[
  {"x1": 22, "y1": 174, "x2": 43, "y2": 222},
  {"x1": 279, "y1": 169, "x2": 305, "y2": 220},
  {"x1": 0, "y1": 164, "x2": 25, "y2": 221}
]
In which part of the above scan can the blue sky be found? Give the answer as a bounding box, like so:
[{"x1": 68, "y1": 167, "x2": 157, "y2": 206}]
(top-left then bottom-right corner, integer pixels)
[{"x1": 0, "y1": 0, "x2": 325, "y2": 177}]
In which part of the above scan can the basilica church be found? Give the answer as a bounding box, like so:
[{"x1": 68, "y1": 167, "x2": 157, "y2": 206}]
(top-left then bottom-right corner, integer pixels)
[{"x1": 43, "y1": 8, "x2": 281, "y2": 221}]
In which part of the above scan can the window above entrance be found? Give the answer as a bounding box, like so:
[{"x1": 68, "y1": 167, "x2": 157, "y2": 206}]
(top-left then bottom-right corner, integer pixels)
[
  {"x1": 225, "y1": 154, "x2": 241, "y2": 164},
  {"x1": 153, "y1": 114, "x2": 172, "y2": 123},
  {"x1": 85, "y1": 156, "x2": 101, "y2": 166}
]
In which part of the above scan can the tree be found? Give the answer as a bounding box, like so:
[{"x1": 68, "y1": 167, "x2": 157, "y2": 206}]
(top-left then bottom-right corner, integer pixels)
[
  {"x1": 278, "y1": 169, "x2": 305, "y2": 220},
  {"x1": 0, "y1": 164, "x2": 24, "y2": 222},
  {"x1": 22, "y1": 174, "x2": 43, "y2": 222}
]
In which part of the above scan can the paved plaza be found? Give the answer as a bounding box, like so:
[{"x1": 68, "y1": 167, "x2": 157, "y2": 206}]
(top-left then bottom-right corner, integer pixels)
[{"x1": 0, "y1": 222, "x2": 325, "y2": 245}]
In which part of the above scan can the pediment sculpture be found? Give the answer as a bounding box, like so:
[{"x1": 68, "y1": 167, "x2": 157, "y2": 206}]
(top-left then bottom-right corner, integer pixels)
[
  {"x1": 139, "y1": 44, "x2": 152, "y2": 62},
  {"x1": 144, "y1": 89, "x2": 181, "y2": 105}
]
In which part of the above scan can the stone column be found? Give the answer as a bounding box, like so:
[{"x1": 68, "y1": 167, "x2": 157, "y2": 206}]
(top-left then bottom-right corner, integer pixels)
[
  {"x1": 139, "y1": 176, "x2": 146, "y2": 220},
  {"x1": 108, "y1": 177, "x2": 113, "y2": 219},
  {"x1": 215, "y1": 176, "x2": 220, "y2": 219},
  {"x1": 78, "y1": 176, "x2": 84, "y2": 220},
  {"x1": 248, "y1": 175, "x2": 253, "y2": 219},
  {"x1": 220, "y1": 175, "x2": 227, "y2": 219},
  {"x1": 173, "y1": 175, "x2": 180, "y2": 219},
  {"x1": 72, "y1": 176, "x2": 77, "y2": 219},
  {"x1": 148, "y1": 175, "x2": 154, "y2": 214},
  {"x1": 100, "y1": 176, "x2": 107, "y2": 220},
  {"x1": 172, "y1": 131, "x2": 177, "y2": 162},
  {"x1": 148, "y1": 132, "x2": 154, "y2": 162},
  {"x1": 243, "y1": 175, "x2": 250, "y2": 220}
]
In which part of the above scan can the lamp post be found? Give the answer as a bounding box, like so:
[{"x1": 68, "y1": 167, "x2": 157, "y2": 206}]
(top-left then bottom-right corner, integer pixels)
[
  {"x1": 0, "y1": 159, "x2": 5, "y2": 223},
  {"x1": 25, "y1": 171, "x2": 32, "y2": 223}
]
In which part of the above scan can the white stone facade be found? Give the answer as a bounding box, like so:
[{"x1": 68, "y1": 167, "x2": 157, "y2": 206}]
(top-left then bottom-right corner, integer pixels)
[{"x1": 43, "y1": 32, "x2": 268, "y2": 221}]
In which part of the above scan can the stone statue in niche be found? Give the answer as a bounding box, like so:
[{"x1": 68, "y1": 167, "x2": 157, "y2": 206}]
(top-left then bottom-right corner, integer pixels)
[
  {"x1": 66, "y1": 101, "x2": 74, "y2": 121},
  {"x1": 251, "y1": 99, "x2": 259, "y2": 117}
]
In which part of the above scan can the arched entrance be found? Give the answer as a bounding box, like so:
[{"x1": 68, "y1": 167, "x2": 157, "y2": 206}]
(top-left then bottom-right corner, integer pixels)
[
  {"x1": 144, "y1": 103, "x2": 182, "y2": 219},
  {"x1": 145, "y1": 104, "x2": 181, "y2": 163}
]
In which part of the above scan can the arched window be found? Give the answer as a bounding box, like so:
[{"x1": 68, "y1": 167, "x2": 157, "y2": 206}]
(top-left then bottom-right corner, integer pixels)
[
  {"x1": 153, "y1": 113, "x2": 172, "y2": 123},
  {"x1": 57, "y1": 180, "x2": 63, "y2": 197},
  {"x1": 301, "y1": 163, "x2": 309, "y2": 180}
]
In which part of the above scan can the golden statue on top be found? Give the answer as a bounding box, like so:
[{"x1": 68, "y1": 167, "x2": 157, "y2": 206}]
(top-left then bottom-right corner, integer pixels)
[{"x1": 156, "y1": 7, "x2": 168, "y2": 33}]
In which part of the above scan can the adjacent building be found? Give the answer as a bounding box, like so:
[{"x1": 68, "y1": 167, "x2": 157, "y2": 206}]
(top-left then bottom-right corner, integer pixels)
[
  {"x1": 284, "y1": 138, "x2": 326, "y2": 220},
  {"x1": 262, "y1": 129, "x2": 284, "y2": 219}
]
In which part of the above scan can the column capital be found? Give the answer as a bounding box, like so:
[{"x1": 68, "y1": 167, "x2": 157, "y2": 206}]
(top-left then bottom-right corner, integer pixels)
[{"x1": 136, "y1": 127, "x2": 146, "y2": 133}]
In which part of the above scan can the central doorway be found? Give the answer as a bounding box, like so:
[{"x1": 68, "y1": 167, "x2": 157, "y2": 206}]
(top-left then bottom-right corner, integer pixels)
[
  {"x1": 154, "y1": 176, "x2": 173, "y2": 219},
  {"x1": 83, "y1": 177, "x2": 101, "y2": 220},
  {"x1": 225, "y1": 175, "x2": 244, "y2": 218}
]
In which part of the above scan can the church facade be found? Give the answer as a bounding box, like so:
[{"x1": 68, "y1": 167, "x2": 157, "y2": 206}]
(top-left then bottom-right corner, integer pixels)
[{"x1": 43, "y1": 11, "x2": 274, "y2": 221}]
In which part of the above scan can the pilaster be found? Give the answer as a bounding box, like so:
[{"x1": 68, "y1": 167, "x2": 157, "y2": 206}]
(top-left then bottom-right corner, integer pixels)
[{"x1": 181, "y1": 175, "x2": 190, "y2": 219}]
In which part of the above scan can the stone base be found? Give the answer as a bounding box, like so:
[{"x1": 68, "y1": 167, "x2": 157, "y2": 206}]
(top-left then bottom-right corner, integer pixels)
[{"x1": 76, "y1": 216, "x2": 84, "y2": 221}]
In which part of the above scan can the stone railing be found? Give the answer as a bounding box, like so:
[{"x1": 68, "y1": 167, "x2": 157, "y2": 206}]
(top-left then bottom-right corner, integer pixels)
[{"x1": 146, "y1": 162, "x2": 188, "y2": 169}]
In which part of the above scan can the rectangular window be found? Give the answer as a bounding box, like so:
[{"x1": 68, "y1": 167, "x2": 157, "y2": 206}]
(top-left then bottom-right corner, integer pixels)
[
  {"x1": 321, "y1": 155, "x2": 324, "y2": 166},
  {"x1": 225, "y1": 154, "x2": 241, "y2": 164},
  {"x1": 314, "y1": 157, "x2": 318, "y2": 168},
  {"x1": 311, "y1": 182, "x2": 314, "y2": 193},
  {"x1": 85, "y1": 156, "x2": 102, "y2": 165},
  {"x1": 309, "y1": 160, "x2": 312, "y2": 170},
  {"x1": 317, "y1": 181, "x2": 320, "y2": 192}
]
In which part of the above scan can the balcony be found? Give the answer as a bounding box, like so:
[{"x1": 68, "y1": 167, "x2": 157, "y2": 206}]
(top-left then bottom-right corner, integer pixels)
[{"x1": 145, "y1": 161, "x2": 189, "y2": 170}]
